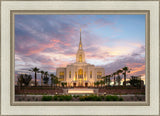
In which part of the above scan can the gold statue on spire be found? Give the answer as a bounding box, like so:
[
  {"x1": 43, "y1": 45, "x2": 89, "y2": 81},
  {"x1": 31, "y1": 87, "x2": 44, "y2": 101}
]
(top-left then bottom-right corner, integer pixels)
[{"x1": 80, "y1": 28, "x2": 81, "y2": 32}]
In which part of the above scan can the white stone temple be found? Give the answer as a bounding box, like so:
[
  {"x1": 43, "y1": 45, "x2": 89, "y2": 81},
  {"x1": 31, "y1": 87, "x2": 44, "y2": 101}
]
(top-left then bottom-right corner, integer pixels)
[{"x1": 56, "y1": 29, "x2": 105, "y2": 87}]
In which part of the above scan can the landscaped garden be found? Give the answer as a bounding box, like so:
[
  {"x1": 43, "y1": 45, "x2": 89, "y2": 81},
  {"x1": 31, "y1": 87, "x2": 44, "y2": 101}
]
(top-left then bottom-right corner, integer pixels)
[{"x1": 15, "y1": 66, "x2": 145, "y2": 102}]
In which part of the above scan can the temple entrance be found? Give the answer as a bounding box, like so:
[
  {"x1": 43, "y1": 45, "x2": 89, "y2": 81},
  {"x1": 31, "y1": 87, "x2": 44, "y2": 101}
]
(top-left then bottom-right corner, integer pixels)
[
  {"x1": 85, "y1": 83, "x2": 88, "y2": 87},
  {"x1": 73, "y1": 83, "x2": 76, "y2": 87},
  {"x1": 78, "y1": 80, "x2": 83, "y2": 87}
]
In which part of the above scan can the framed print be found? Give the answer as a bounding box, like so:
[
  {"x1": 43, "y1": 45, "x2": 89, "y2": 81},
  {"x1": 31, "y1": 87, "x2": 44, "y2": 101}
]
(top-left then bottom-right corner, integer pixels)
[{"x1": 0, "y1": 0, "x2": 159, "y2": 116}]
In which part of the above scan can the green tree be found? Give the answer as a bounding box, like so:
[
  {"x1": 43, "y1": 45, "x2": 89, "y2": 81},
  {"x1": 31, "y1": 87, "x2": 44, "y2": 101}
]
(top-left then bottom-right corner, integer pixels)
[
  {"x1": 101, "y1": 76, "x2": 106, "y2": 87},
  {"x1": 129, "y1": 76, "x2": 142, "y2": 88},
  {"x1": 94, "y1": 82, "x2": 97, "y2": 87},
  {"x1": 29, "y1": 67, "x2": 40, "y2": 86},
  {"x1": 64, "y1": 82, "x2": 67, "y2": 87},
  {"x1": 43, "y1": 71, "x2": 49, "y2": 85},
  {"x1": 122, "y1": 66, "x2": 130, "y2": 86},
  {"x1": 17, "y1": 74, "x2": 32, "y2": 89},
  {"x1": 97, "y1": 81, "x2": 100, "y2": 87},
  {"x1": 106, "y1": 75, "x2": 111, "y2": 86},
  {"x1": 61, "y1": 82, "x2": 65, "y2": 88},
  {"x1": 51, "y1": 74, "x2": 58, "y2": 88},
  {"x1": 100, "y1": 80, "x2": 105, "y2": 87},
  {"x1": 50, "y1": 73, "x2": 56, "y2": 87},
  {"x1": 23, "y1": 74, "x2": 32, "y2": 86}
]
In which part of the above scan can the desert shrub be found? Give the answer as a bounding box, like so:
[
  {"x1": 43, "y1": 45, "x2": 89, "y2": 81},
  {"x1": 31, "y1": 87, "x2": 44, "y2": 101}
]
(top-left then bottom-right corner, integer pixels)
[
  {"x1": 42, "y1": 96, "x2": 52, "y2": 101},
  {"x1": 79, "y1": 96, "x2": 85, "y2": 101}
]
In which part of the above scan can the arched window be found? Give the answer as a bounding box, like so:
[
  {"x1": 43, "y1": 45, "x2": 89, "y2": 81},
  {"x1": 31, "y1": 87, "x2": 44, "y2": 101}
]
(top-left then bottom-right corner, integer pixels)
[
  {"x1": 59, "y1": 72, "x2": 64, "y2": 79},
  {"x1": 79, "y1": 55, "x2": 82, "y2": 62},
  {"x1": 69, "y1": 71, "x2": 71, "y2": 78},
  {"x1": 90, "y1": 71, "x2": 92, "y2": 78},
  {"x1": 97, "y1": 72, "x2": 102, "y2": 78},
  {"x1": 78, "y1": 69, "x2": 83, "y2": 79}
]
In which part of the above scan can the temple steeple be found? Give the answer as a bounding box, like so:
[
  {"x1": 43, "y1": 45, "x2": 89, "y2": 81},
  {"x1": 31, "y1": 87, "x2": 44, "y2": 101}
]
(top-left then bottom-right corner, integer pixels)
[
  {"x1": 76, "y1": 29, "x2": 85, "y2": 63},
  {"x1": 79, "y1": 29, "x2": 83, "y2": 49}
]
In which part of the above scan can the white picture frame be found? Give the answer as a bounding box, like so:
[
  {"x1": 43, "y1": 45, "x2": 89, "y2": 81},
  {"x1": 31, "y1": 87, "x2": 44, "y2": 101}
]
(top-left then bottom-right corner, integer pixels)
[{"x1": 1, "y1": 0, "x2": 159, "y2": 115}]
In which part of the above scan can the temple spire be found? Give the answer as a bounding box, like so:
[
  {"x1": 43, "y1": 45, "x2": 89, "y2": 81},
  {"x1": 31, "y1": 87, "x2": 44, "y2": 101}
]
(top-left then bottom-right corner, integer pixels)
[{"x1": 79, "y1": 29, "x2": 82, "y2": 49}]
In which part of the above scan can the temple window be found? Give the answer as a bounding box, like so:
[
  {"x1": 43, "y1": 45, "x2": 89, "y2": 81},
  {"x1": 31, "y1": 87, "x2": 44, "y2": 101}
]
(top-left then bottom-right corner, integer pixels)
[
  {"x1": 78, "y1": 69, "x2": 83, "y2": 79},
  {"x1": 90, "y1": 71, "x2": 92, "y2": 78},
  {"x1": 79, "y1": 55, "x2": 82, "y2": 62},
  {"x1": 59, "y1": 72, "x2": 64, "y2": 78},
  {"x1": 97, "y1": 72, "x2": 102, "y2": 78},
  {"x1": 69, "y1": 71, "x2": 71, "y2": 78}
]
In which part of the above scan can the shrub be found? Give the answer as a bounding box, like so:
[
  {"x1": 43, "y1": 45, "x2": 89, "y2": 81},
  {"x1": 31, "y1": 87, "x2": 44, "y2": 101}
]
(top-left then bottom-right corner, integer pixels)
[
  {"x1": 73, "y1": 95, "x2": 79, "y2": 98},
  {"x1": 42, "y1": 96, "x2": 52, "y2": 101},
  {"x1": 53, "y1": 95, "x2": 58, "y2": 101},
  {"x1": 105, "y1": 95, "x2": 122, "y2": 101},
  {"x1": 64, "y1": 95, "x2": 72, "y2": 101},
  {"x1": 59, "y1": 96, "x2": 64, "y2": 101},
  {"x1": 79, "y1": 96, "x2": 85, "y2": 101},
  {"x1": 96, "y1": 96, "x2": 102, "y2": 101},
  {"x1": 119, "y1": 97, "x2": 123, "y2": 101},
  {"x1": 79, "y1": 95, "x2": 102, "y2": 101}
]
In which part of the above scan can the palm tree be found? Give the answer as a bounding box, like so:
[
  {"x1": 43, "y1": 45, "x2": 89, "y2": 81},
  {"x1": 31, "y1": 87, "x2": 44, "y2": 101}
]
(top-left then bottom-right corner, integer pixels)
[
  {"x1": 97, "y1": 81, "x2": 100, "y2": 87},
  {"x1": 129, "y1": 76, "x2": 142, "y2": 88},
  {"x1": 51, "y1": 74, "x2": 58, "y2": 88},
  {"x1": 50, "y1": 73, "x2": 55, "y2": 87},
  {"x1": 101, "y1": 76, "x2": 107, "y2": 87},
  {"x1": 40, "y1": 70, "x2": 44, "y2": 86},
  {"x1": 122, "y1": 66, "x2": 130, "y2": 86},
  {"x1": 107, "y1": 75, "x2": 111, "y2": 86},
  {"x1": 23, "y1": 74, "x2": 32, "y2": 86},
  {"x1": 94, "y1": 82, "x2": 97, "y2": 87},
  {"x1": 43, "y1": 71, "x2": 49, "y2": 85},
  {"x1": 100, "y1": 80, "x2": 105, "y2": 87},
  {"x1": 29, "y1": 67, "x2": 40, "y2": 87},
  {"x1": 112, "y1": 72, "x2": 117, "y2": 86},
  {"x1": 116, "y1": 69, "x2": 123, "y2": 86}
]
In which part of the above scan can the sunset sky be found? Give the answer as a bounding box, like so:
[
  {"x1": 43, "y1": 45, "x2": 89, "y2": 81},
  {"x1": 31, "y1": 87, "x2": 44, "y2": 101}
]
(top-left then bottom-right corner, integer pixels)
[{"x1": 15, "y1": 14, "x2": 145, "y2": 82}]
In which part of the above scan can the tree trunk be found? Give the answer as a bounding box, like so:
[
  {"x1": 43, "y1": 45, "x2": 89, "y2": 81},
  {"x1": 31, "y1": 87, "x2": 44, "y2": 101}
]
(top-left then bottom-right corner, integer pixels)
[
  {"x1": 35, "y1": 72, "x2": 37, "y2": 87},
  {"x1": 114, "y1": 75, "x2": 116, "y2": 86},
  {"x1": 124, "y1": 72, "x2": 126, "y2": 86},
  {"x1": 41, "y1": 74, "x2": 43, "y2": 86},
  {"x1": 118, "y1": 74, "x2": 120, "y2": 86}
]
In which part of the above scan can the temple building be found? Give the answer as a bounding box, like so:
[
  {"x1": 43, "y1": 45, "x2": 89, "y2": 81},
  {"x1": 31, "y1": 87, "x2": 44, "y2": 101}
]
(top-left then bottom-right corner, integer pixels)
[{"x1": 56, "y1": 29, "x2": 105, "y2": 87}]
